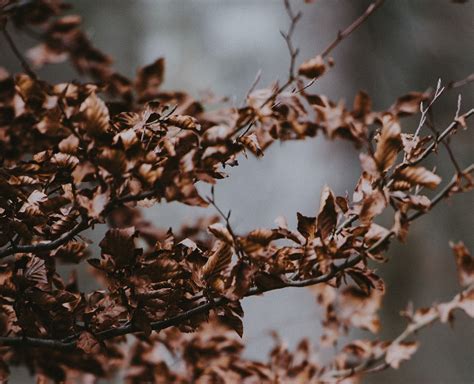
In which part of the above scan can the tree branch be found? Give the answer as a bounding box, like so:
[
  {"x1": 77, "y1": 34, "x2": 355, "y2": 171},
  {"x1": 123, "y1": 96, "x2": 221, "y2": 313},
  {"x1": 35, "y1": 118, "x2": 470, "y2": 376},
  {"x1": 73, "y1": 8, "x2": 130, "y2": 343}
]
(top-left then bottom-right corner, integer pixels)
[
  {"x1": 323, "y1": 286, "x2": 473, "y2": 381},
  {"x1": 320, "y1": 0, "x2": 385, "y2": 59},
  {"x1": 1, "y1": 22, "x2": 38, "y2": 80},
  {"x1": 0, "y1": 164, "x2": 470, "y2": 350},
  {"x1": 408, "y1": 108, "x2": 474, "y2": 166},
  {"x1": 0, "y1": 216, "x2": 89, "y2": 259}
]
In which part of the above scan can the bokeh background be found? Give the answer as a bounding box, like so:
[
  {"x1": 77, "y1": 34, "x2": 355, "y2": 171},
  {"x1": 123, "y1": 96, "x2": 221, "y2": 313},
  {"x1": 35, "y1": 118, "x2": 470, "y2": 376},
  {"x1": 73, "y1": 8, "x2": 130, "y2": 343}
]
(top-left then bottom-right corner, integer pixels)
[{"x1": 2, "y1": 0, "x2": 473, "y2": 382}]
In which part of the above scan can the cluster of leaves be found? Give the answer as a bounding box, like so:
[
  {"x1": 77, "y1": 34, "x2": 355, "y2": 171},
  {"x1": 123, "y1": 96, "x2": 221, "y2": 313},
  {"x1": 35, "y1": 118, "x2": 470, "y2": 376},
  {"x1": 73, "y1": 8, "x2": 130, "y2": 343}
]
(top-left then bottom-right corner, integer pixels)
[{"x1": 0, "y1": 0, "x2": 473, "y2": 382}]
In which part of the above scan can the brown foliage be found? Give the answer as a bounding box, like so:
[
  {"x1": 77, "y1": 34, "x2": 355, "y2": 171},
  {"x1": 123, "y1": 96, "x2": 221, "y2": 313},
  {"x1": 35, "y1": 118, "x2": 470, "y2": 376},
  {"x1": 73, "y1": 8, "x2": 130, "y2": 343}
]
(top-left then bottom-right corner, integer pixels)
[{"x1": 0, "y1": 0, "x2": 473, "y2": 382}]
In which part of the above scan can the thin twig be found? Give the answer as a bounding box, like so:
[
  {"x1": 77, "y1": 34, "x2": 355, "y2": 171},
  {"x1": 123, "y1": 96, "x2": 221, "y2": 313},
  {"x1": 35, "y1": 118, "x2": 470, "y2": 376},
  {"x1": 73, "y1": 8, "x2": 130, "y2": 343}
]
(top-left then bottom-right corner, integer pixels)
[
  {"x1": 1, "y1": 23, "x2": 37, "y2": 80},
  {"x1": 414, "y1": 78, "x2": 445, "y2": 137},
  {"x1": 409, "y1": 108, "x2": 474, "y2": 166},
  {"x1": 241, "y1": 69, "x2": 262, "y2": 107},
  {"x1": 320, "y1": 0, "x2": 385, "y2": 59},
  {"x1": 447, "y1": 73, "x2": 474, "y2": 90},
  {"x1": 0, "y1": 216, "x2": 89, "y2": 259}
]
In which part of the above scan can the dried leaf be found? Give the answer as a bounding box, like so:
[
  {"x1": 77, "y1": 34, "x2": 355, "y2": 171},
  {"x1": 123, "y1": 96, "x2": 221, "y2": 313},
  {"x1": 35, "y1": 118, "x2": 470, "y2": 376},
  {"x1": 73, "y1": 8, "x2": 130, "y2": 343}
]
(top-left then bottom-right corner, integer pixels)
[
  {"x1": 374, "y1": 115, "x2": 402, "y2": 172},
  {"x1": 394, "y1": 166, "x2": 441, "y2": 189},
  {"x1": 317, "y1": 186, "x2": 337, "y2": 239},
  {"x1": 77, "y1": 331, "x2": 101, "y2": 354},
  {"x1": 450, "y1": 242, "x2": 474, "y2": 287},
  {"x1": 385, "y1": 342, "x2": 418, "y2": 369},
  {"x1": 202, "y1": 241, "x2": 233, "y2": 279},
  {"x1": 298, "y1": 55, "x2": 326, "y2": 79}
]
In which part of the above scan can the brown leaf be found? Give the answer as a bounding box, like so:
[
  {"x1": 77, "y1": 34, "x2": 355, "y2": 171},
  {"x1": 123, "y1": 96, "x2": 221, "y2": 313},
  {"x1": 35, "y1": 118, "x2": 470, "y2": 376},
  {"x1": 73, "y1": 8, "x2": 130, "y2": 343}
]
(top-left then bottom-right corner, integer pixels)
[
  {"x1": 240, "y1": 133, "x2": 263, "y2": 157},
  {"x1": 317, "y1": 186, "x2": 337, "y2": 239},
  {"x1": 167, "y1": 115, "x2": 199, "y2": 131},
  {"x1": 385, "y1": 341, "x2": 418, "y2": 369},
  {"x1": 394, "y1": 166, "x2": 441, "y2": 189},
  {"x1": 352, "y1": 90, "x2": 372, "y2": 119},
  {"x1": 208, "y1": 223, "x2": 234, "y2": 245},
  {"x1": 80, "y1": 93, "x2": 110, "y2": 136},
  {"x1": 339, "y1": 287, "x2": 382, "y2": 333},
  {"x1": 450, "y1": 242, "x2": 474, "y2": 288},
  {"x1": 390, "y1": 92, "x2": 428, "y2": 116},
  {"x1": 297, "y1": 212, "x2": 316, "y2": 240},
  {"x1": 99, "y1": 227, "x2": 139, "y2": 268},
  {"x1": 24, "y1": 257, "x2": 48, "y2": 286},
  {"x1": 77, "y1": 331, "x2": 101, "y2": 354},
  {"x1": 359, "y1": 189, "x2": 386, "y2": 224},
  {"x1": 298, "y1": 55, "x2": 326, "y2": 79},
  {"x1": 374, "y1": 114, "x2": 402, "y2": 172},
  {"x1": 438, "y1": 289, "x2": 474, "y2": 322},
  {"x1": 348, "y1": 268, "x2": 385, "y2": 294},
  {"x1": 135, "y1": 58, "x2": 165, "y2": 100},
  {"x1": 58, "y1": 134, "x2": 80, "y2": 154},
  {"x1": 202, "y1": 241, "x2": 233, "y2": 279}
]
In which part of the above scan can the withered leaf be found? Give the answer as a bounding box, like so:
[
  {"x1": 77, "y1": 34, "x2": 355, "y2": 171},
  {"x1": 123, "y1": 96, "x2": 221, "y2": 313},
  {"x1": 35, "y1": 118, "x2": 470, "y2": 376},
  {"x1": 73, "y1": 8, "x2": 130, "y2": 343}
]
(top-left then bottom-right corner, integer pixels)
[
  {"x1": 208, "y1": 223, "x2": 234, "y2": 245},
  {"x1": 385, "y1": 342, "x2": 418, "y2": 369},
  {"x1": 24, "y1": 257, "x2": 48, "y2": 286},
  {"x1": 317, "y1": 186, "x2": 337, "y2": 239},
  {"x1": 99, "y1": 227, "x2": 139, "y2": 268},
  {"x1": 135, "y1": 58, "x2": 165, "y2": 100},
  {"x1": 240, "y1": 133, "x2": 263, "y2": 157},
  {"x1": 202, "y1": 241, "x2": 233, "y2": 279},
  {"x1": 450, "y1": 242, "x2": 474, "y2": 288},
  {"x1": 80, "y1": 93, "x2": 110, "y2": 136},
  {"x1": 298, "y1": 55, "x2": 326, "y2": 79},
  {"x1": 374, "y1": 115, "x2": 402, "y2": 172},
  {"x1": 297, "y1": 212, "x2": 316, "y2": 240},
  {"x1": 394, "y1": 166, "x2": 441, "y2": 189},
  {"x1": 77, "y1": 331, "x2": 101, "y2": 354}
]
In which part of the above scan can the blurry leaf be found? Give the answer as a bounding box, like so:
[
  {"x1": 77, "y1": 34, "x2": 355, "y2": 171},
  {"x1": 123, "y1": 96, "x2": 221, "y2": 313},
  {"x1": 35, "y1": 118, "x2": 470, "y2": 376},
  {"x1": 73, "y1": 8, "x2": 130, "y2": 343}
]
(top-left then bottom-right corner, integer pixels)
[
  {"x1": 394, "y1": 166, "x2": 441, "y2": 189},
  {"x1": 99, "y1": 227, "x2": 139, "y2": 268},
  {"x1": 450, "y1": 241, "x2": 474, "y2": 287},
  {"x1": 77, "y1": 331, "x2": 101, "y2": 354},
  {"x1": 390, "y1": 92, "x2": 428, "y2": 116},
  {"x1": 80, "y1": 93, "x2": 110, "y2": 136},
  {"x1": 298, "y1": 55, "x2": 326, "y2": 79},
  {"x1": 135, "y1": 58, "x2": 165, "y2": 100},
  {"x1": 240, "y1": 133, "x2": 263, "y2": 157},
  {"x1": 352, "y1": 90, "x2": 372, "y2": 119},
  {"x1": 385, "y1": 342, "x2": 418, "y2": 369}
]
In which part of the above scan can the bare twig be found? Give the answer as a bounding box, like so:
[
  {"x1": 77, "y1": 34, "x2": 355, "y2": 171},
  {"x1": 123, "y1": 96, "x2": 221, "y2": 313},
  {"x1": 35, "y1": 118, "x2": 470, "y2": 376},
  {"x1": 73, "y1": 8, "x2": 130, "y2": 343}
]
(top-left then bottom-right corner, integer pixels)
[
  {"x1": 206, "y1": 187, "x2": 246, "y2": 260},
  {"x1": 409, "y1": 108, "x2": 474, "y2": 166},
  {"x1": 1, "y1": 23, "x2": 37, "y2": 80},
  {"x1": 414, "y1": 78, "x2": 445, "y2": 137},
  {"x1": 241, "y1": 69, "x2": 262, "y2": 106},
  {"x1": 426, "y1": 108, "x2": 462, "y2": 175},
  {"x1": 320, "y1": 0, "x2": 385, "y2": 59},
  {"x1": 447, "y1": 73, "x2": 474, "y2": 90}
]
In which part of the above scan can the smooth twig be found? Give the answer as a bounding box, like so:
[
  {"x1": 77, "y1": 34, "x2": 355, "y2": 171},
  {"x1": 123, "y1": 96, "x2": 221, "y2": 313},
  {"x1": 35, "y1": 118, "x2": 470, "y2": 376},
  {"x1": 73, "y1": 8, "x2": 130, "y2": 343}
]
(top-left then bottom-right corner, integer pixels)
[
  {"x1": 1, "y1": 23, "x2": 37, "y2": 80},
  {"x1": 320, "y1": 0, "x2": 385, "y2": 59}
]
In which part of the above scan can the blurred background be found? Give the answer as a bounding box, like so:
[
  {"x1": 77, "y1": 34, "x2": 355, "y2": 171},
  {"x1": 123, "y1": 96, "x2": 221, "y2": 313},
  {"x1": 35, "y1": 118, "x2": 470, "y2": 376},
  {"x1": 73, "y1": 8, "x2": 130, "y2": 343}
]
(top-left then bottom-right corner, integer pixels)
[{"x1": 2, "y1": 0, "x2": 473, "y2": 382}]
